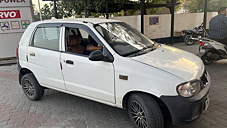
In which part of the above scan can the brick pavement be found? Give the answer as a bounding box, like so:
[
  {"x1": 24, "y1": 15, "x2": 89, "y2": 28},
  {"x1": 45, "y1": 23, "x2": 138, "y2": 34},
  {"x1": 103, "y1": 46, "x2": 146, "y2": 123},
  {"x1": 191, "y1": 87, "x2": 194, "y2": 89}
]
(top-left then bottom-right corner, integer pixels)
[{"x1": 0, "y1": 44, "x2": 227, "y2": 128}]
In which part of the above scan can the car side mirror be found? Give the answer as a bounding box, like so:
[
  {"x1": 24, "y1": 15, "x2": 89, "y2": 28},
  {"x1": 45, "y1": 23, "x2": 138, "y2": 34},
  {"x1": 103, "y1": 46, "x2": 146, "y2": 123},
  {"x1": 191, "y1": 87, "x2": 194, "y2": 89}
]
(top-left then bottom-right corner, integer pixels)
[{"x1": 89, "y1": 50, "x2": 106, "y2": 61}]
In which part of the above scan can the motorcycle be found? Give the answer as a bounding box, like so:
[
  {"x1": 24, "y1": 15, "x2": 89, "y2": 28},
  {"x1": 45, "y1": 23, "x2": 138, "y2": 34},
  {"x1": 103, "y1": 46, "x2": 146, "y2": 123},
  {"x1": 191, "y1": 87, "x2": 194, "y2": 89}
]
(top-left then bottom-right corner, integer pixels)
[
  {"x1": 182, "y1": 23, "x2": 209, "y2": 45},
  {"x1": 199, "y1": 38, "x2": 227, "y2": 65}
]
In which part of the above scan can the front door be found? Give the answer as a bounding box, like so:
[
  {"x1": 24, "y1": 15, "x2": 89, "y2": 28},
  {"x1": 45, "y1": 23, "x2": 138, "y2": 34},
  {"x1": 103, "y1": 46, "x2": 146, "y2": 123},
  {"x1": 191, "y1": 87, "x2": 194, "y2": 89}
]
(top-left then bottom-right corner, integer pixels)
[{"x1": 60, "y1": 25, "x2": 115, "y2": 103}]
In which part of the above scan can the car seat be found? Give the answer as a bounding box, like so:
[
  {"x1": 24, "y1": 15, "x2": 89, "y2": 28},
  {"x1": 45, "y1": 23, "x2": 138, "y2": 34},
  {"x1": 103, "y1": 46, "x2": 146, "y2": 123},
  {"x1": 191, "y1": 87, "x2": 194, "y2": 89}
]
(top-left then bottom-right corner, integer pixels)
[{"x1": 67, "y1": 35, "x2": 85, "y2": 54}]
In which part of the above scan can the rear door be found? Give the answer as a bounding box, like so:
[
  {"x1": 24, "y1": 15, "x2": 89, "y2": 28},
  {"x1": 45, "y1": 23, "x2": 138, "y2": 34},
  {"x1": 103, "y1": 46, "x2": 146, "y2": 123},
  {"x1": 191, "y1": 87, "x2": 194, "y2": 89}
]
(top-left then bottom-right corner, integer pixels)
[{"x1": 27, "y1": 24, "x2": 66, "y2": 90}]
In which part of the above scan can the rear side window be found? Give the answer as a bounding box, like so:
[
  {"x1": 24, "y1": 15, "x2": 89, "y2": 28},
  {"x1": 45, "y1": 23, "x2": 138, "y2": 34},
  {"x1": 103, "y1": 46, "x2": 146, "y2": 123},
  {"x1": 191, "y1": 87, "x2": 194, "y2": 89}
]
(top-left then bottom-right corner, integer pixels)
[{"x1": 32, "y1": 27, "x2": 60, "y2": 50}]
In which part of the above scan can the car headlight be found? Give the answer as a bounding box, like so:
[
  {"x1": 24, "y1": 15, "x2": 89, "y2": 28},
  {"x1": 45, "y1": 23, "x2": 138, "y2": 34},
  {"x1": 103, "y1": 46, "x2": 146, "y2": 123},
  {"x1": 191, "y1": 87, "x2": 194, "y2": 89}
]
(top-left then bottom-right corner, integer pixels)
[{"x1": 177, "y1": 79, "x2": 201, "y2": 97}]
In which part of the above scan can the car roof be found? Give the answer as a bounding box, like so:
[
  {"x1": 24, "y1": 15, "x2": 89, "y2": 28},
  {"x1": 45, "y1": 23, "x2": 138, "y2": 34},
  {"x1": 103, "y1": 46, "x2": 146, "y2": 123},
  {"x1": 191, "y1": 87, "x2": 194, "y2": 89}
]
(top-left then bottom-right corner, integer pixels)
[{"x1": 34, "y1": 18, "x2": 122, "y2": 25}]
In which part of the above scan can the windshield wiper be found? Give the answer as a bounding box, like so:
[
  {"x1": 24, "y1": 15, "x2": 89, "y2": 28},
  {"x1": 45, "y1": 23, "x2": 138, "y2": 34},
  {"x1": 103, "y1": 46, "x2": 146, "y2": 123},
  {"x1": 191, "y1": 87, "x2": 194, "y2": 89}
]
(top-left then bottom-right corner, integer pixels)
[
  {"x1": 125, "y1": 44, "x2": 155, "y2": 57},
  {"x1": 141, "y1": 44, "x2": 155, "y2": 51}
]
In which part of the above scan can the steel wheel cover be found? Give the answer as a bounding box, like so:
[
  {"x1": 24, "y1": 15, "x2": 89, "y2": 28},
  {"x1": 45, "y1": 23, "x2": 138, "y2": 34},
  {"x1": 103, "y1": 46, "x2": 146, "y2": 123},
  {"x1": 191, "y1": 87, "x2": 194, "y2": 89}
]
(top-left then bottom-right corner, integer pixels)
[
  {"x1": 22, "y1": 78, "x2": 35, "y2": 97},
  {"x1": 185, "y1": 35, "x2": 194, "y2": 44},
  {"x1": 130, "y1": 101, "x2": 148, "y2": 128}
]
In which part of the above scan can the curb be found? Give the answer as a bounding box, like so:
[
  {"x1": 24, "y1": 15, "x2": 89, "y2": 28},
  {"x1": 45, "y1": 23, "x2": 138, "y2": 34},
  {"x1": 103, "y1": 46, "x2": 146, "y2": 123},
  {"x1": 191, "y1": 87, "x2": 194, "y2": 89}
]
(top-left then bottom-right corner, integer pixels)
[
  {"x1": 0, "y1": 62, "x2": 17, "y2": 66},
  {"x1": 0, "y1": 59, "x2": 17, "y2": 66}
]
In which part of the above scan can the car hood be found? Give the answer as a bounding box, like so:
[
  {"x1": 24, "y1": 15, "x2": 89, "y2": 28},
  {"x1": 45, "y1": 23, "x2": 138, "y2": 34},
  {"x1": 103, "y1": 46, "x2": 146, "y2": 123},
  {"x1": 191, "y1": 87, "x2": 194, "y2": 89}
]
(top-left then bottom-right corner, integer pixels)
[{"x1": 131, "y1": 45, "x2": 204, "y2": 81}]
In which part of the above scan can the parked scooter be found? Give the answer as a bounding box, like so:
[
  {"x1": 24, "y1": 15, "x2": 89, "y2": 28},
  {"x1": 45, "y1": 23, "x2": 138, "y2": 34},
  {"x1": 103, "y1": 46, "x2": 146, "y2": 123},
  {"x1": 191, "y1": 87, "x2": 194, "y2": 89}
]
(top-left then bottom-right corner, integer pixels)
[
  {"x1": 199, "y1": 38, "x2": 227, "y2": 65},
  {"x1": 182, "y1": 23, "x2": 209, "y2": 45}
]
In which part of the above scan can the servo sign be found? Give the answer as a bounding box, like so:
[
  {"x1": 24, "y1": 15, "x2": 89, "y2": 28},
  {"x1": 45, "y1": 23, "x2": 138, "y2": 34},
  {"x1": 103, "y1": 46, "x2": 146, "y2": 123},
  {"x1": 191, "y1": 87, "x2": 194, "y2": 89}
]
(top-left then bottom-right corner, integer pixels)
[{"x1": 0, "y1": 10, "x2": 21, "y2": 19}]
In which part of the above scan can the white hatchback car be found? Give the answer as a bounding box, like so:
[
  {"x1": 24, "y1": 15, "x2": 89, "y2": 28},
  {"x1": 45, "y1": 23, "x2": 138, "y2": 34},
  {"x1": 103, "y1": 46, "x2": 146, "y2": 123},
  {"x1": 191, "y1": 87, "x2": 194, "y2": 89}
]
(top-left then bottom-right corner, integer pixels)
[{"x1": 17, "y1": 18, "x2": 210, "y2": 128}]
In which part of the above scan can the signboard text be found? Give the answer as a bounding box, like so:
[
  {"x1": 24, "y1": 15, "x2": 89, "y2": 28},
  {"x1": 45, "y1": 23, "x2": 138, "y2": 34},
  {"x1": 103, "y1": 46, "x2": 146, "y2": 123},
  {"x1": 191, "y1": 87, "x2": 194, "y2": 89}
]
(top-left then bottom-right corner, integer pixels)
[
  {"x1": 0, "y1": 0, "x2": 25, "y2": 3},
  {"x1": 0, "y1": 10, "x2": 21, "y2": 19}
]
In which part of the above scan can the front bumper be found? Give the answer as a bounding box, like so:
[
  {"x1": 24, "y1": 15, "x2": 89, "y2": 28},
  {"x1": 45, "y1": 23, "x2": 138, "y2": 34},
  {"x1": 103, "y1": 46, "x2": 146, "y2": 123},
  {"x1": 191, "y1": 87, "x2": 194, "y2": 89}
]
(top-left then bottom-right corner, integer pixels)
[{"x1": 160, "y1": 72, "x2": 210, "y2": 124}]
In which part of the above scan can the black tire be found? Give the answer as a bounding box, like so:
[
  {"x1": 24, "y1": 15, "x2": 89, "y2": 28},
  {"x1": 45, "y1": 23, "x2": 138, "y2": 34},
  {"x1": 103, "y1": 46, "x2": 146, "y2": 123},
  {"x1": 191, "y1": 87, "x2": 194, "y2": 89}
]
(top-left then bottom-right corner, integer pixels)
[
  {"x1": 201, "y1": 55, "x2": 214, "y2": 65},
  {"x1": 127, "y1": 93, "x2": 164, "y2": 128},
  {"x1": 21, "y1": 73, "x2": 44, "y2": 101},
  {"x1": 184, "y1": 34, "x2": 195, "y2": 45}
]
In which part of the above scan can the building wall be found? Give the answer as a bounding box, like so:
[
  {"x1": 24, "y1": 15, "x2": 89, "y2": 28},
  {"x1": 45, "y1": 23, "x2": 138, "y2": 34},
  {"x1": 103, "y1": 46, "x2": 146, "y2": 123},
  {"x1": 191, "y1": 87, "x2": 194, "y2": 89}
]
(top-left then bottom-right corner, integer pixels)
[
  {"x1": 0, "y1": 33, "x2": 23, "y2": 57},
  {"x1": 111, "y1": 15, "x2": 141, "y2": 32},
  {"x1": 112, "y1": 12, "x2": 218, "y2": 39},
  {"x1": 144, "y1": 14, "x2": 171, "y2": 39},
  {"x1": 110, "y1": 16, "x2": 141, "y2": 31}
]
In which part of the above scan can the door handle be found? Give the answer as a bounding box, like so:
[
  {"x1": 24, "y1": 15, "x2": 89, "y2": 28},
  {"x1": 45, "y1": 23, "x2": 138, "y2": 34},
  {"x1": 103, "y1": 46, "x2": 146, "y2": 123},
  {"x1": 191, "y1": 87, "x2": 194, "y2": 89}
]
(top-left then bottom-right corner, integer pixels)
[
  {"x1": 30, "y1": 52, "x2": 35, "y2": 56},
  {"x1": 66, "y1": 60, "x2": 74, "y2": 65}
]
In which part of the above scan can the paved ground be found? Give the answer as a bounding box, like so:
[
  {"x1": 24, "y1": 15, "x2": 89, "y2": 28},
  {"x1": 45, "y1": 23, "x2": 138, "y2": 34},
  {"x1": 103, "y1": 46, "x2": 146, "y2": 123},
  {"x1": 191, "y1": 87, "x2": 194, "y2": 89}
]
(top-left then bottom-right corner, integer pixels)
[{"x1": 0, "y1": 42, "x2": 227, "y2": 128}]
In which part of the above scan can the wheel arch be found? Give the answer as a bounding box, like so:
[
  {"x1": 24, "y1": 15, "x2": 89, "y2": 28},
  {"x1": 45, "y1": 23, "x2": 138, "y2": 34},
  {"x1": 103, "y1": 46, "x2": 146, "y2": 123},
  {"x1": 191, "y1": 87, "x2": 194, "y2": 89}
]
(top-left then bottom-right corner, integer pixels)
[
  {"x1": 122, "y1": 91, "x2": 171, "y2": 117},
  {"x1": 19, "y1": 68, "x2": 33, "y2": 85}
]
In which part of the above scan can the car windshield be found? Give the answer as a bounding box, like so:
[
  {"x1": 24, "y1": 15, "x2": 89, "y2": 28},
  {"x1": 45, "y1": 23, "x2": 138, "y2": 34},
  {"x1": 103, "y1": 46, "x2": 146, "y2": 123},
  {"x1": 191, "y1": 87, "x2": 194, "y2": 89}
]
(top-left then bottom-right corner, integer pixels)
[{"x1": 95, "y1": 22, "x2": 157, "y2": 57}]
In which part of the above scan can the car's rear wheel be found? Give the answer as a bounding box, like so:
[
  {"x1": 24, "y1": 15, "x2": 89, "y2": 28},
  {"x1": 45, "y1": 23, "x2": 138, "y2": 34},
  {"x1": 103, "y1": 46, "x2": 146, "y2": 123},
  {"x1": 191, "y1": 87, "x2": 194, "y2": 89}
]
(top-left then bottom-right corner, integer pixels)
[
  {"x1": 21, "y1": 73, "x2": 44, "y2": 101},
  {"x1": 127, "y1": 93, "x2": 164, "y2": 128}
]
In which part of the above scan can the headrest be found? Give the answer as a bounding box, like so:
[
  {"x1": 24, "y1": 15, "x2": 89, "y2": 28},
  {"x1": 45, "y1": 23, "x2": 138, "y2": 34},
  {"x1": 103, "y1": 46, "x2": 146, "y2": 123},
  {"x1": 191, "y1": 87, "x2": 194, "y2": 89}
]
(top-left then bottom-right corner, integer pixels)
[{"x1": 68, "y1": 35, "x2": 81, "y2": 46}]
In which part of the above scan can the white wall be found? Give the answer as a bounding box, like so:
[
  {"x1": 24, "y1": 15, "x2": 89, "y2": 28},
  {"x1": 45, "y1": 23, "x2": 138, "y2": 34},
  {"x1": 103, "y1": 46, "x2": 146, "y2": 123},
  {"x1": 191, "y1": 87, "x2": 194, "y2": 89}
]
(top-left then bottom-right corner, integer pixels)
[
  {"x1": 112, "y1": 12, "x2": 218, "y2": 39},
  {"x1": 112, "y1": 15, "x2": 141, "y2": 32},
  {"x1": 0, "y1": 33, "x2": 23, "y2": 57},
  {"x1": 144, "y1": 14, "x2": 171, "y2": 39}
]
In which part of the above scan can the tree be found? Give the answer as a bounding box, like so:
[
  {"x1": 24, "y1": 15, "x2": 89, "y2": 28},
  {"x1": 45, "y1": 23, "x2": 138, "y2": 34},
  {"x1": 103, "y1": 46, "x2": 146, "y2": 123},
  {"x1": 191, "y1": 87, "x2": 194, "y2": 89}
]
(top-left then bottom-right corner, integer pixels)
[
  {"x1": 39, "y1": 0, "x2": 183, "y2": 19},
  {"x1": 180, "y1": 0, "x2": 227, "y2": 13},
  {"x1": 40, "y1": 0, "x2": 106, "y2": 19},
  {"x1": 41, "y1": 4, "x2": 52, "y2": 19},
  {"x1": 135, "y1": 0, "x2": 182, "y2": 15}
]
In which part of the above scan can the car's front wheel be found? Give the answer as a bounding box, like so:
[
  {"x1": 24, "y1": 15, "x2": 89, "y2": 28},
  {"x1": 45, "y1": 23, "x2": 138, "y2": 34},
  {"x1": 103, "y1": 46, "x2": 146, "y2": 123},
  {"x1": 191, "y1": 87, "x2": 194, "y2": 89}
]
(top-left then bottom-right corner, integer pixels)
[
  {"x1": 127, "y1": 93, "x2": 164, "y2": 128},
  {"x1": 21, "y1": 73, "x2": 44, "y2": 101}
]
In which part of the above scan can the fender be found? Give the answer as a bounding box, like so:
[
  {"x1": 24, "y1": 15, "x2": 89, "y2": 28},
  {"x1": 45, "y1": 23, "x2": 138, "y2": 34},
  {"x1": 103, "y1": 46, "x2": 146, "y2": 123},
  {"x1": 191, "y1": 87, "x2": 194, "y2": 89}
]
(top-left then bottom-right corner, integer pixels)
[{"x1": 182, "y1": 30, "x2": 193, "y2": 34}]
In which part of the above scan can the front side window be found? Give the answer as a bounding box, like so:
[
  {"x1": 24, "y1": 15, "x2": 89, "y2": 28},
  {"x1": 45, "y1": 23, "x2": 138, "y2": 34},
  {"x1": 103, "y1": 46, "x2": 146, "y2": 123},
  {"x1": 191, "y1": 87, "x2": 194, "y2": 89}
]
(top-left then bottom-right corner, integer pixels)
[
  {"x1": 79, "y1": 28, "x2": 88, "y2": 38},
  {"x1": 64, "y1": 25, "x2": 104, "y2": 56},
  {"x1": 32, "y1": 27, "x2": 60, "y2": 50},
  {"x1": 95, "y1": 22, "x2": 159, "y2": 57}
]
